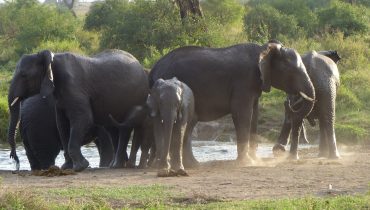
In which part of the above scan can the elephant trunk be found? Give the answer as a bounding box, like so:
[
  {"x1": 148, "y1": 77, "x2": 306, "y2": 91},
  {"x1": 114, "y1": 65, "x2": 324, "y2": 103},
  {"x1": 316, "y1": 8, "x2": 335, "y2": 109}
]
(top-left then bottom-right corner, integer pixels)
[
  {"x1": 7, "y1": 91, "x2": 21, "y2": 168},
  {"x1": 159, "y1": 111, "x2": 176, "y2": 169},
  {"x1": 293, "y1": 77, "x2": 316, "y2": 122}
]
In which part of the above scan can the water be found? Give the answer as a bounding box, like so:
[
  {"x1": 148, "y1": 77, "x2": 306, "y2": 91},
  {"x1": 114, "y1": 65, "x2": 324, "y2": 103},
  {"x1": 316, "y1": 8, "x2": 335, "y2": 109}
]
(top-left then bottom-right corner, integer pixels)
[{"x1": 0, "y1": 141, "x2": 314, "y2": 171}]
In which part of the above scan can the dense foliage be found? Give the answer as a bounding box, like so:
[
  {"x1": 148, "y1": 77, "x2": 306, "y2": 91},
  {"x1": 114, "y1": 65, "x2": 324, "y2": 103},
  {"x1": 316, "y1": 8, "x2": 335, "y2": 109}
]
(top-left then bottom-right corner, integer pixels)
[{"x1": 0, "y1": 0, "x2": 369, "y2": 144}]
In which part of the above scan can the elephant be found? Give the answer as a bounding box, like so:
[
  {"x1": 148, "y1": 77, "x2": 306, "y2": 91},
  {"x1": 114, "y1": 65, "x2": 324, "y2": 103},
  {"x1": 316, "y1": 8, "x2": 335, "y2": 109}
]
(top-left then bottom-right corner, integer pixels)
[
  {"x1": 274, "y1": 50, "x2": 341, "y2": 158},
  {"x1": 147, "y1": 77, "x2": 194, "y2": 177},
  {"x1": 148, "y1": 41, "x2": 315, "y2": 166},
  {"x1": 8, "y1": 49, "x2": 149, "y2": 171},
  {"x1": 19, "y1": 94, "x2": 61, "y2": 170},
  {"x1": 13, "y1": 93, "x2": 117, "y2": 171},
  {"x1": 109, "y1": 105, "x2": 155, "y2": 169}
]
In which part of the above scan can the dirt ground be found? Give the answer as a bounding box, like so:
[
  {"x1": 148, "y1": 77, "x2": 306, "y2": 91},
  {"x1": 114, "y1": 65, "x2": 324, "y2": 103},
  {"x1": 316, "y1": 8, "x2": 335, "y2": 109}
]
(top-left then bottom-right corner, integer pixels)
[{"x1": 0, "y1": 145, "x2": 369, "y2": 200}]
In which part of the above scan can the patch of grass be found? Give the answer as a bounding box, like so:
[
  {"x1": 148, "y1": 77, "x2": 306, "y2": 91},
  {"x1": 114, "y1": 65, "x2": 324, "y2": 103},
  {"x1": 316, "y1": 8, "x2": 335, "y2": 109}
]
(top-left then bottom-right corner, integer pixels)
[
  {"x1": 0, "y1": 191, "x2": 49, "y2": 210},
  {"x1": 0, "y1": 185, "x2": 370, "y2": 210},
  {"x1": 1, "y1": 185, "x2": 370, "y2": 209},
  {"x1": 186, "y1": 195, "x2": 370, "y2": 209},
  {"x1": 45, "y1": 185, "x2": 170, "y2": 209}
]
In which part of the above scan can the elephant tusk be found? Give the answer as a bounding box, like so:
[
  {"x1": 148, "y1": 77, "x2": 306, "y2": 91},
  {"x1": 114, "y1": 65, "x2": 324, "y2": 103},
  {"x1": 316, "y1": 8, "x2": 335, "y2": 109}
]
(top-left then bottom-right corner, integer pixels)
[
  {"x1": 292, "y1": 97, "x2": 304, "y2": 107},
  {"x1": 11, "y1": 97, "x2": 19, "y2": 106},
  {"x1": 299, "y1": 91, "x2": 315, "y2": 102},
  {"x1": 288, "y1": 99, "x2": 300, "y2": 113},
  {"x1": 161, "y1": 119, "x2": 164, "y2": 124}
]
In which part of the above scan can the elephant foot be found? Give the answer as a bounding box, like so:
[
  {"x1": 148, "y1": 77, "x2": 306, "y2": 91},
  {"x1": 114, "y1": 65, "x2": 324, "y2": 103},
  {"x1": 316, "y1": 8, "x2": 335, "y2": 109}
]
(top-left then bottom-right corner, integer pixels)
[
  {"x1": 176, "y1": 169, "x2": 189, "y2": 177},
  {"x1": 110, "y1": 159, "x2": 126, "y2": 169},
  {"x1": 183, "y1": 156, "x2": 199, "y2": 168},
  {"x1": 126, "y1": 161, "x2": 136, "y2": 169},
  {"x1": 138, "y1": 162, "x2": 148, "y2": 169},
  {"x1": 157, "y1": 169, "x2": 177, "y2": 177},
  {"x1": 318, "y1": 152, "x2": 328, "y2": 158},
  {"x1": 236, "y1": 155, "x2": 255, "y2": 166},
  {"x1": 248, "y1": 145, "x2": 258, "y2": 161},
  {"x1": 61, "y1": 161, "x2": 73, "y2": 170},
  {"x1": 73, "y1": 158, "x2": 89, "y2": 172},
  {"x1": 328, "y1": 151, "x2": 341, "y2": 159},
  {"x1": 272, "y1": 144, "x2": 286, "y2": 157},
  {"x1": 288, "y1": 152, "x2": 299, "y2": 160}
]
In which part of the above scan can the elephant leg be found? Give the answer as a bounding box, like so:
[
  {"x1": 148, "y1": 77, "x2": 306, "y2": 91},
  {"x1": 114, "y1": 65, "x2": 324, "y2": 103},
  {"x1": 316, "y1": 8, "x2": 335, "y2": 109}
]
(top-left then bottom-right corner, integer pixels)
[
  {"x1": 170, "y1": 123, "x2": 187, "y2": 175},
  {"x1": 318, "y1": 117, "x2": 329, "y2": 157},
  {"x1": 182, "y1": 117, "x2": 199, "y2": 168},
  {"x1": 22, "y1": 132, "x2": 41, "y2": 171},
  {"x1": 56, "y1": 108, "x2": 72, "y2": 170},
  {"x1": 147, "y1": 145, "x2": 156, "y2": 167},
  {"x1": 68, "y1": 116, "x2": 92, "y2": 172},
  {"x1": 138, "y1": 128, "x2": 153, "y2": 168},
  {"x1": 299, "y1": 121, "x2": 309, "y2": 144},
  {"x1": 273, "y1": 114, "x2": 291, "y2": 155},
  {"x1": 249, "y1": 99, "x2": 259, "y2": 159},
  {"x1": 111, "y1": 127, "x2": 133, "y2": 168},
  {"x1": 289, "y1": 119, "x2": 303, "y2": 160},
  {"x1": 96, "y1": 127, "x2": 114, "y2": 167},
  {"x1": 127, "y1": 126, "x2": 143, "y2": 168},
  {"x1": 326, "y1": 119, "x2": 340, "y2": 159},
  {"x1": 231, "y1": 95, "x2": 255, "y2": 164}
]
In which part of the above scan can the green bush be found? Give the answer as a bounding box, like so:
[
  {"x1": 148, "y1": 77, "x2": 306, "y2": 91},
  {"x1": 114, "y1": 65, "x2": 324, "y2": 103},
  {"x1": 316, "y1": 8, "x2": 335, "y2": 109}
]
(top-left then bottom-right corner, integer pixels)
[
  {"x1": 318, "y1": 1, "x2": 369, "y2": 36},
  {"x1": 85, "y1": 0, "x2": 246, "y2": 62},
  {"x1": 244, "y1": 4, "x2": 302, "y2": 43},
  {"x1": 0, "y1": 0, "x2": 83, "y2": 66}
]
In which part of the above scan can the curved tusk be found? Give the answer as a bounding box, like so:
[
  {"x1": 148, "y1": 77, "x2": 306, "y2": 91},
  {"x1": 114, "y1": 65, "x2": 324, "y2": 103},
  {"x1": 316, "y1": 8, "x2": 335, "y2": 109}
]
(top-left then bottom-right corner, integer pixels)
[
  {"x1": 288, "y1": 99, "x2": 300, "y2": 113},
  {"x1": 10, "y1": 97, "x2": 19, "y2": 106},
  {"x1": 299, "y1": 91, "x2": 315, "y2": 102},
  {"x1": 161, "y1": 119, "x2": 164, "y2": 124},
  {"x1": 292, "y1": 97, "x2": 304, "y2": 107}
]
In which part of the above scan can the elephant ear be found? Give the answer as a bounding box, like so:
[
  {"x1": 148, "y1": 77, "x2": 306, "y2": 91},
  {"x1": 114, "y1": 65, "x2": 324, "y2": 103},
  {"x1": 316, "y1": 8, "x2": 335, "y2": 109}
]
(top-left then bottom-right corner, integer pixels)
[
  {"x1": 258, "y1": 43, "x2": 282, "y2": 92},
  {"x1": 40, "y1": 50, "x2": 55, "y2": 98},
  {"x1": 146, "y1": 94, "x2": 158, "y2": 118}
]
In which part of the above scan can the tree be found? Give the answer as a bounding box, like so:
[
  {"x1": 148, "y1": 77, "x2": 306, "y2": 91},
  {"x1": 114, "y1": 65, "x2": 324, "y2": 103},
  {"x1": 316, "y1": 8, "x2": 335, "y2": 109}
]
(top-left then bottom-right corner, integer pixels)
[{"x1": 174, "y1": 0, "x2": 203, "y2": 20}]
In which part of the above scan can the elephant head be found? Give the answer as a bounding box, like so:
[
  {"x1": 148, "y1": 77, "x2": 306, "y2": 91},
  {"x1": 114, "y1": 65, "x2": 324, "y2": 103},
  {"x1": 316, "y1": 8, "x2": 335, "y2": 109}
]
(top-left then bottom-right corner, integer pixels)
[
  {"x1": 259, "y1": 43, "x2": 315, "y2": 121},
  {"x1": 318, "y1": 50, "x2": 341, "y2": 64},
  {"x1": 7, "y1": 50, "x2": 54, "y2": 167},
  {"x1": 146, "y1": 78, "x2": 184, "y2": 168}
]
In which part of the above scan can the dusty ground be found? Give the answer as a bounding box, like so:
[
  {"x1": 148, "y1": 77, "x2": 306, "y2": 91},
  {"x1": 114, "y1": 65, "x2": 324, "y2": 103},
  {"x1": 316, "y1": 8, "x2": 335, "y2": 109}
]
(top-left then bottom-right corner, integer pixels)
[{"x1": 0, "y1": 145, "x2": 369, "y2": 200}]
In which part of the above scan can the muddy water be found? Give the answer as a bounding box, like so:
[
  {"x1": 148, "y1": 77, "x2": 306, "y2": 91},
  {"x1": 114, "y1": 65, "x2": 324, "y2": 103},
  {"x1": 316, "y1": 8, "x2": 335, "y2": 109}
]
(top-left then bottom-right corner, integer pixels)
[{"x1": 0, "y1": 141, "x2": 314, "y2": 171}]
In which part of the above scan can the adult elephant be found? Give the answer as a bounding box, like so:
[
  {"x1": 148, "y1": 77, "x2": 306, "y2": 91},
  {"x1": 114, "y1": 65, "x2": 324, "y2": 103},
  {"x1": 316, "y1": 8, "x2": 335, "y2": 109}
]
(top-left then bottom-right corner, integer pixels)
[
  {"x1": 149, "y1": 42, "x2": 316, "y2": 166},
  {"x1": 274, "y1": 50, "x2": 341, "y2": 159},
  {"x1": 8, "y1": 49, "x2": 149, "y2": 171},
  {"x1": 11, "y1": 93, "x2": 117, "y2": 171}
]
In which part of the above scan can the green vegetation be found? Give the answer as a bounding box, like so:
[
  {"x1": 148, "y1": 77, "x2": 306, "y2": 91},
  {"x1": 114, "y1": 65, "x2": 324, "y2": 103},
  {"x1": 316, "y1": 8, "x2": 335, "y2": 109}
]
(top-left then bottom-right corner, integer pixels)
[
  {"x1": 0, "y1": 0, "x2": 369, "y2": 143},
  {"x1": 0, "y1": 185, "x2": 369, "y2": 209}
]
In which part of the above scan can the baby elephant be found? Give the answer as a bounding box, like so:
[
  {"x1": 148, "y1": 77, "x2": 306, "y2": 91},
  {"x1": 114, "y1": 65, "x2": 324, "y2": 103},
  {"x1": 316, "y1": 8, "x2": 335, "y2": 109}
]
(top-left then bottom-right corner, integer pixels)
[{"x1": 148, "y1": 77, "x2": 194, "y2": 177}]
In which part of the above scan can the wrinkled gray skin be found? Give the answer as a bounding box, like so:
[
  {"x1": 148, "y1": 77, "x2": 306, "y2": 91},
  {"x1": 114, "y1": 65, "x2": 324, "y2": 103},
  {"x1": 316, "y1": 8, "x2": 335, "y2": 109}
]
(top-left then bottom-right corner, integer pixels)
[
  {"x1": 148, "y1": 78, "x2": 194, "y2": 177},
  {"x1": 15, "y1": 94, "x2": 117, "y2": 171},
  {"x1": 274, "y1": 50, "x2": 341, "y2": 159},
  {"x1": 19, "y1": 95, "x2": 61, "y2": 170},
  {"x1": 149, "y1": 42, "x2": 315, "y2": 166},
  {"x1": 8, "y1": 49, "x2": 149, "y2": 171},
  {"x1": 110, "y1": 106, "x2": 155, "y2": 169}
]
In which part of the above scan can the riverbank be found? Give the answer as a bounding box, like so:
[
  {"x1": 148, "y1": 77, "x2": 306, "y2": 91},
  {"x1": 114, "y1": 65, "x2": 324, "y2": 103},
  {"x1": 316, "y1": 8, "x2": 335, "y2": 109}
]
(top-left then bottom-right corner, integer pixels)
[{"x1": 0, "y1": 146, "x2": 369, "y2": 209}]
